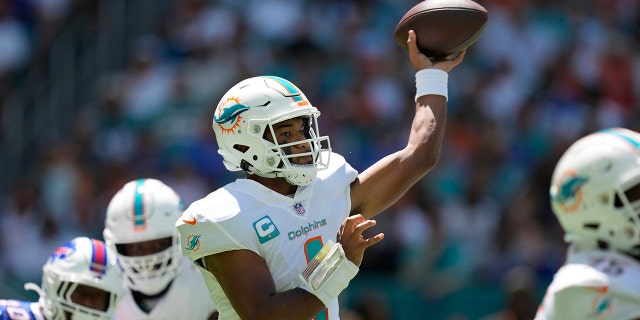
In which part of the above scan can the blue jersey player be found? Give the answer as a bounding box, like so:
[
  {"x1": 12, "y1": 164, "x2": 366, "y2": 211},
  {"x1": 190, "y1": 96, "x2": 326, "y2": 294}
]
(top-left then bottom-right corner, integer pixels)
[{"x1": 0, "y1": 237, "x2": 123, "y2": 320}]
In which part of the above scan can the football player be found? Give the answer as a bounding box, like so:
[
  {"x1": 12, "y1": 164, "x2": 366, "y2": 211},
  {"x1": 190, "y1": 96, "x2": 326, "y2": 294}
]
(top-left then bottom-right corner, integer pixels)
[
  {"x1": 0, "y1": 236, "x2": 123, "y2": 320},
  {"x1": 103, "y1": 178, "x2": 217, "y2": 319},
  {"x1": 536, "y1": 128, "x2": 640, "y2": 319},
  {"x1": 175, "y1": 30, "x2": 466, "y2": 319}
]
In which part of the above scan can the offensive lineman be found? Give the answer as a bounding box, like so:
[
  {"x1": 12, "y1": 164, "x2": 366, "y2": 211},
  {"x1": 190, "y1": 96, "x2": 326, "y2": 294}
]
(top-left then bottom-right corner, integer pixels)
[
  {"x1": 103, "y1": 178, "x2": 217, "y2": 319},
  {"x1": 536, "y1": 128, "x2": 640, "y2": 319}
]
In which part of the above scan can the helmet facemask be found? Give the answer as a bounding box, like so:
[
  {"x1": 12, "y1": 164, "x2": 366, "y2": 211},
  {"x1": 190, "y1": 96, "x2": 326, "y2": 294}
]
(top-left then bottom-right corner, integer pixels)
[
  {"x1": 40, "y1": 280, "x2": 119, "y2": 320},
  {"x1": 250, "y1": 115, "x2": 330, "y2": 186},
  {"x1": 113, "y1": 235, "x2": 182, "y2": 295},
  {"x1": 609, "y1": 173, "x2": 640, "y2": 255}
]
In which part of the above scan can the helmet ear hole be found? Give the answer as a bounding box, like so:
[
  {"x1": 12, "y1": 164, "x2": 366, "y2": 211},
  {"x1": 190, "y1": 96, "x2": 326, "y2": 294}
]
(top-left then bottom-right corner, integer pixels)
[
  {"x1": 625, "y1": 183, "x2": 640, "y2": 202},
  {"x1": 597, "y1": 240, "x2": 609, "y2": 249},
  {"x1": 614, "y1": 194, "x2": 624, "y2": 208},
  {"x1": 583, "y1": 223, "x2": 600, "y2": 230},
  {"x1": 233, "y1": 144, "x2": 250, "y2": 153}
]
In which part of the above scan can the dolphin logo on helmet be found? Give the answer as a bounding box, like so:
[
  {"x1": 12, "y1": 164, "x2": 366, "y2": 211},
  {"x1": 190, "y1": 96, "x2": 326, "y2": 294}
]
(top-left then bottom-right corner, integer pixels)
[
  {"x1": 214, "y1": 97, "x2": 251, "y2": 135},
  {"x1": 551, "y1": 172, "x2": 589, "y2": 211}
]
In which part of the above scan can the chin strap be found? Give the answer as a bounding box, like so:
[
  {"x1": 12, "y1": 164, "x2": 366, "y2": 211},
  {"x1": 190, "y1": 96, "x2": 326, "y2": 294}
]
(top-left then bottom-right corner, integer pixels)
[
  {"x1": 240, "y1": 159, "x2": 283, "y2": 180},
  {"x1": 24, "y1": 282, "x2": 44, "y2": 297}
]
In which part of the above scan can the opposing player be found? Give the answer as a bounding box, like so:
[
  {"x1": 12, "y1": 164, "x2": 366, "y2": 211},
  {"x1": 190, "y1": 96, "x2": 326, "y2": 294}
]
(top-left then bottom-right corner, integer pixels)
[
  {"x1": 0, "y1": 236, "x2": 123, "y2": 320},
  {"x1": 103, "y1": 178, "x2": 217, "y2": 320},
  {"x1": 175, "y1": 30, "x2": 465, "y2": 319},
  {"x1": 535, "y1": 128, "x2": 640, "y2": 319}
]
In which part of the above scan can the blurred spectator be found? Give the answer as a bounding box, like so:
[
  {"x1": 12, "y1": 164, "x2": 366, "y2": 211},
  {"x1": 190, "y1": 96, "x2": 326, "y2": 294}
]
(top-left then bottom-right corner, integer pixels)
[
  {"x1": 0, "y1": 183, "x2": 69, "y2": 284},
  {"x1": 481, "y1": 266, "x2": 539, "y2": 320},
  {"x1": 0, "y1": 0, "x2": 30, "y2": 104},
  {"x1": 352, "y1": 292, "x2": 392, "y2": 320},
  {"x1": 39, "y1": 142, "x2": 81, "y2": 231},
  {"x1": 119, "y1": 34, "x2": 175, "y2": 126}
]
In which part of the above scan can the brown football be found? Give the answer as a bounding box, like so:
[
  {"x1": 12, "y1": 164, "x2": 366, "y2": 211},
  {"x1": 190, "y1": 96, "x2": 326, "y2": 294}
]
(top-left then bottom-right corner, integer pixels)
[{"x1": 394, "y1": 0, "x2": 488, "y2": 60}]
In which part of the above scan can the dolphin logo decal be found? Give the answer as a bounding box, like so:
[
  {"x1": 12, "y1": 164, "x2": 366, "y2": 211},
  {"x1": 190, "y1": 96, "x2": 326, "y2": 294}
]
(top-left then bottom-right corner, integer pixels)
[
  {"x1": 186, "y1": 234, "x2": 201, "y2": 252},
  {"x1": 214, "y1": 103, "x2": 250, "y2": 125},
  {"x1": 214, "y1": 100, "x2": 251, "y2": 134},
  {"x1": 552, "y1": 172, "x2": 588, "y2": 213},
  {"x1": 553, "y1": 175, "x2": 588, "y2": 203}
]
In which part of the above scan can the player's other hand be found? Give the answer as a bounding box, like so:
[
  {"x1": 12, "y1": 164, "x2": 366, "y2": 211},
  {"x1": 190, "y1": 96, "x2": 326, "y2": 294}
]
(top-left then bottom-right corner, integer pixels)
[
  {"x1": 337, "y1": 214, "x2": 384, "y2": 267},
  {"x1": 407, "y1": 30, "x2": 466, "y2": 73}
]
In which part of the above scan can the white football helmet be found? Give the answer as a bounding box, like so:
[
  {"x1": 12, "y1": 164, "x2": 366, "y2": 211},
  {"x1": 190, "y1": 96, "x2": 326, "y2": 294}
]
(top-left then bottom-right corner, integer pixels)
[
  {"x1": 25, "y1": 237, "x2": 123, "y2": 320},
  {"x1": 212, "y1": 75, "x2": 331, "y2": 186},
  {"x1": 550, "y1": 128, "x2": 640, "y2": 255},
  {"x1": 103, "y1": 178, "x2": 183, "y2": 295}
]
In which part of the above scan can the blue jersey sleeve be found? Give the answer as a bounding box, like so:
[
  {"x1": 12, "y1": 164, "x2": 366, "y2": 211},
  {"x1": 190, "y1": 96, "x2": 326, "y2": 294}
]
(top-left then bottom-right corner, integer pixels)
[{"x1": 0, "y1": 299, "x2": 40, "y2": 320}]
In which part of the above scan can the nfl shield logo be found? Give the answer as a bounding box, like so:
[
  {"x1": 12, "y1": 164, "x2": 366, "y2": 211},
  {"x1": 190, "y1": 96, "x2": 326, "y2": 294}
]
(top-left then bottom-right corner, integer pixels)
[{"x1": 293, "y1": 202, "x2": 306, "y2": 215}]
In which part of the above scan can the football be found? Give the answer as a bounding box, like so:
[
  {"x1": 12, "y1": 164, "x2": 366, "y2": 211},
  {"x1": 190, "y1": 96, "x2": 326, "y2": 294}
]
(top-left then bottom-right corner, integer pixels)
[{"x1": 394, "y1": 0, "x2": 488, "y2": 60}]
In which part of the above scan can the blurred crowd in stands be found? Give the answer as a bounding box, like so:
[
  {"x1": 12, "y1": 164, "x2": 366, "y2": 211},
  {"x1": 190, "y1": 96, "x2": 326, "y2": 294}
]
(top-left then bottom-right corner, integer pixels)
[{"x1": 1, "y1": 0, "x2": 640, "y2": 319}]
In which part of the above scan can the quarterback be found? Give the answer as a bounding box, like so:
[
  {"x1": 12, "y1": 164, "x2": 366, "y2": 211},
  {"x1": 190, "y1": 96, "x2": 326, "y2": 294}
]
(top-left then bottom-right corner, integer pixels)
[{"x1": 176, "y1": 30, "x2": 466, "y2": 319}]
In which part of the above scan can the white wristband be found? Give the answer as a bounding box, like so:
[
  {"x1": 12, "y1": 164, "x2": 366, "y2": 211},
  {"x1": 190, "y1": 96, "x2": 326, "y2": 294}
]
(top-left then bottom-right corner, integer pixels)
[
  {"x1": 300, "y1": 241, "x2": 359, "y2": 307},
  {"x1": 415, "y1": 69, "x2": 448, "y2": 102}
]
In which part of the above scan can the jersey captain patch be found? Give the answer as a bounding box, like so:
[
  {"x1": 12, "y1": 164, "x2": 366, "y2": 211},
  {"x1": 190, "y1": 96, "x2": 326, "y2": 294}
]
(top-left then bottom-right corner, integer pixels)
[{"x1": 253, "y1": 216, "x2": 280, "y2": 244}]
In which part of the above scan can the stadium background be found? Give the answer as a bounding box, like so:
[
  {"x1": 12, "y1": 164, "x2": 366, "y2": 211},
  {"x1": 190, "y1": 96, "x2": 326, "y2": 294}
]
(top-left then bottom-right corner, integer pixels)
[{"x1": 0, "y1": 0, "x2": 639, "y2": 319}]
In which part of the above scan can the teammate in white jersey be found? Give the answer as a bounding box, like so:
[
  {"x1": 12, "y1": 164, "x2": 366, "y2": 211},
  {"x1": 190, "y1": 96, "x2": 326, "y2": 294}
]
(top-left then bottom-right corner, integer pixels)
[
  {"x1": 104, "y1": 178, "x2": 217, "y2": 320},
  {"x1": 536, "y1": 128, "x2": 640, "y2": 320},
  {"x1": 1, "y1": 236, "x2": 123, "y2": 320},
  {"x1": 175, "y1": 30, "x2": 466, "y2": 319}
]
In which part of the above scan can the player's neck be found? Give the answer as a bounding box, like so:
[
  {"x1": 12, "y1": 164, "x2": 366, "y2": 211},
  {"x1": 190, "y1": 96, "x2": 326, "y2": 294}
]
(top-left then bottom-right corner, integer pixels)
[
  {"x1": 247, "y1": 174, "x2": 298, "y2": 196},
  {"x1": 131, "y1": 280, "x2": 174, "y2": 312}
]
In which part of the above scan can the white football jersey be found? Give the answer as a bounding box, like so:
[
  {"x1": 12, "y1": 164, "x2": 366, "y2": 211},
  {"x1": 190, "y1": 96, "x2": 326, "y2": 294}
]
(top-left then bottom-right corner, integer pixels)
[
  {"x1": 176, "y1": 152, "x2": 358, "y2": 320},
  {"x1": 536, "y1": 247, "x2": 640, "y2": 320},
  {"x1": 115, "y1": 257, "x2": 216, "y2": 320}
]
